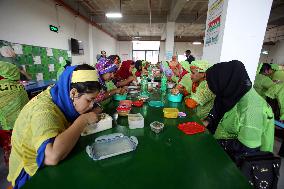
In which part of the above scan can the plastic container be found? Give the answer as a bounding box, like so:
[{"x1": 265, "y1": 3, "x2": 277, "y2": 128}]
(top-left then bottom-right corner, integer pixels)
[
  {"x1": 138, "y1": 95, "x2": 149, "y2": 102},
  {"x1": 149, "y1": 100, "x2": 164, "y2": 107},
  {"x1": 81, "y1": 114, "x2": 112, "y2": 136},
  {"x1": 167, "y1": 82, "x2": 175, "y2": 89},
  {"x1": 167, "y1": 93, "x2": 183, "y2": 103},
  {"x1": 119, "y1": 100, "x2": 132, "y2": 107},
  {"x1": 163, "y1": 108, "x2": 179, "y2": 118},
  {"x1": 128, "y1": 113, "x2": 144, "y2": 129},
  {"x1": 132, "y1": 100, "x2": 143, "y2": 107},
  {"x1": 178, "y1": 122, "x2": 205, "y2": 135},
  {"x1": 113, "y1": 94, "x2": 127, "y2": 101},
  {"x1": 117, "y1": 105, "x2": 131, "y2": 116},
  {"x1": 150, "y1": 121, "x2": 164, "y2": 134}
]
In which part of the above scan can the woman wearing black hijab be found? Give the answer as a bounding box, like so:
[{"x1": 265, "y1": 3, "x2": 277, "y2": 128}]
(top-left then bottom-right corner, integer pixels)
[{"x1": 203, "y1": 60, "x2": 274, "y2": 158}]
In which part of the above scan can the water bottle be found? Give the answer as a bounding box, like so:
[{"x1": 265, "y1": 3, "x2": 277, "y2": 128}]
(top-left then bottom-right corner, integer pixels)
[
  {"x1": 141, "y1": 75, "x2": 148, "y2": 95},
  {"x1": 161, "y1": 74, "x2": 167, "y2": 92}
]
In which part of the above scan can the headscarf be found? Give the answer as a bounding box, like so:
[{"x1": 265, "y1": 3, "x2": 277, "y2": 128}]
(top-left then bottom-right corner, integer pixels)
[
  {"x1": 205, "y1": 60, "x2": 252, "y2": 133},
  {"x1": 95, "y1": 58, "x2": 118, "y2": 87},
  {"x1": 179, "y1": 61, "x2": 191, "y2": 82},
  {"x1": 116, "y1": 60, "x2": 134, "y2": 80},
  {"x1": 50, "y1": 66, "x2": 80, "y2": 122},
  {"x1": 190, "y1": 60, "x2": 211, "y2": 73}
]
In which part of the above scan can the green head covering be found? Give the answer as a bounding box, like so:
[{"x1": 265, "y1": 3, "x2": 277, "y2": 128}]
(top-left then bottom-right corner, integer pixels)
[
  {"x1": 270, "y1": 63, "x2": 279, "y2": 71},
  {"x1": 0, "y1": 61, "x2": 20, "y2": 80},
  {"x1": 180, "y1": 61, "x2": 191, "y2": 72},
  {"x1": 256, "y1": 63, "x2": 263, "y2": 74},
  {"x1": 190, "y1": 60, "x2": 211, "y2": 72}
]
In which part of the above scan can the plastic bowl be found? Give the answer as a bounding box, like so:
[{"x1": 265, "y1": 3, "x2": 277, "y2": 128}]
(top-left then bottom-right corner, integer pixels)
[
  {"x1": 117, "y1": 105, "x2": 131, "y2": 116},
  {"x1": 150, "y1": 121, "x2": 164, "y2": 134},
  {"x1": 167, "y1": 93, "x2": 183, "y2": 103},
  {"x1": 113, "y1": 94, "x2": 127, "y2": 101},
  {"x1": 132, "y1": 100, "x2": 144, "y2": 107}
]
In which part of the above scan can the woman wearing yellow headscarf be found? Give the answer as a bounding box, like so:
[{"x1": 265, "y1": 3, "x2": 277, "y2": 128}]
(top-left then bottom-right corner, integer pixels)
[
  {"x1": 7, "y1": 64, "x2": 102, "y2": 188},
  {"x1": 0, "y1": 61, "x2": 29, "y2": 165},
  {"x1": 184, "y1": 60, "x2": 215, "y2": 119}
]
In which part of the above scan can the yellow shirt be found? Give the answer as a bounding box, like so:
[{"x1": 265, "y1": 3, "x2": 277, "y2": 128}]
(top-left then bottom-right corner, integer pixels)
[{"x1": 8, "y1": 88, "x2": 69, "y2": 186}]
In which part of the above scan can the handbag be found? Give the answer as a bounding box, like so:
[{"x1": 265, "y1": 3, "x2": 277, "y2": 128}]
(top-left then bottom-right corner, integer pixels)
[{"x1": 236, "y1": 152, "x2": 281, "y2": 189}]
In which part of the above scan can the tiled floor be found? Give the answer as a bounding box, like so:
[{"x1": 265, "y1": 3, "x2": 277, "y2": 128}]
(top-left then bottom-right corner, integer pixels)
[{"x1": 1, "y1": 139, "x2": 283, "y2": 189}]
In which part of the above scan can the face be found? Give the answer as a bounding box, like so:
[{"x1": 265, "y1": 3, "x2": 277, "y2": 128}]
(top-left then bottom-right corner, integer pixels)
[
  {"x1": 129, "y1": 64, "x2": 135, "y2": 73},
  {"x1": 101, "y1": 51, "x2": 106, "y2": 57},
  {"x1": 264, "y1": 69, "x2": 273, "y2": 76},
  {"x1": 102, "y1": 72, "x2": 114, "y2": 81},
  {"x1": 70, "y1": 88, "x2": 99, "y2": 114},
  {"x1": 190, "y1": 68, "x2": 205, "y2": 83}
]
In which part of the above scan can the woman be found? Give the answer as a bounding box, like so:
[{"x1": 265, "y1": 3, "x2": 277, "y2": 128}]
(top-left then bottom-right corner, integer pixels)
[
  {"x1": 95, "y1": 58, "x2": 126, "y2": 108},
  {"x1": 115, "y1": 60, "x2": 136, "y2": 87},
  {"x1": 184, "y1": 60, "x2": 215, "y2": 119},
  {"x1": 171, "y1": 61, "x2": 192, "y2": 96},
  {"x1": 134, "y1": 60, "x2": 143, "y2": 77},
  {"x1": 0, "y1": 61, "x2": 29, "y2": 165},
  {"x1": 8, "y1": 64, "x2": 102, "y2": 188},
  {"x1": 203, "y1": 60, "x2": 274, "y2": 158}
]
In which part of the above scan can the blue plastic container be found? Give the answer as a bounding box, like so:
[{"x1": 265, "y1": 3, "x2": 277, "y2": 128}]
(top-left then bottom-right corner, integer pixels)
[
  {"x1": 113, "y1": 94, "x2": 127, "y2": 101},
  {"x1": 167, "y1": 93, "x2": 183, "y2": 103}
]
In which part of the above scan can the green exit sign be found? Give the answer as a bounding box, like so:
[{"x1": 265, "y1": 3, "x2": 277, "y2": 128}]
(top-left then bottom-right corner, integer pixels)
[{"x1": 49, "y1": 25, "x2": 58, "y2": 32}]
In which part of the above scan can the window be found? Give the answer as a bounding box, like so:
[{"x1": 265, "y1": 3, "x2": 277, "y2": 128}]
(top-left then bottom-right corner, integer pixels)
[{"x1": 132, "y1": 41, "x2": 160, "y2": 64}]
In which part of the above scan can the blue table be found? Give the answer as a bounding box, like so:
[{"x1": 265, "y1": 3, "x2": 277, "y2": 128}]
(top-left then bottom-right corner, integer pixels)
[{"x1": 23, "y1": 80, "x2": 55, "y2": 95}]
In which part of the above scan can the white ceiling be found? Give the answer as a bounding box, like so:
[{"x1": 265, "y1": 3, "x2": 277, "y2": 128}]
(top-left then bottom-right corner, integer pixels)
[{"x1": 60, "y1": 0, "x2": 284, "y2": 43}]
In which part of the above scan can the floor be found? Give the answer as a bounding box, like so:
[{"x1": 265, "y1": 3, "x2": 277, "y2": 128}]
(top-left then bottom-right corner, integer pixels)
[{"x1": 1, "y1": 139, "x2": 283, "y2": 189}]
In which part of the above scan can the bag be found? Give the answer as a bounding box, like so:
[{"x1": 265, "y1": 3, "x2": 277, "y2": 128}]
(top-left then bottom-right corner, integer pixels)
[{"x1": 236, "y1": 152, "x2": 281, "y2": 189}]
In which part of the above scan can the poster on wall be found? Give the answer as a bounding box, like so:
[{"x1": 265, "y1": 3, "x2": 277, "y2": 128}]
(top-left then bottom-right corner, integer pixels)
[
  {"x1": 166, "y1": 51, "x2": 173, "y2": 61},
  {"x1": 204, "y1": 0, "x2": 224, "y2": 47}
]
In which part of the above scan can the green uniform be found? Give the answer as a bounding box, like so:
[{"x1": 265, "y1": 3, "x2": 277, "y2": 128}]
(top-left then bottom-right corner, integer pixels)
[
  {"x1": 272, "y1": 70, "x2": 284, "y2": 82},
  {"x1": 189, "y1": 80, "x2": 215, "y2": 119},
  {"x1": 0, "y1": 61, "x2": 29, "y2": 130},
  {"x1": 100, "y1": 81, "x2": 117, "y2": 108},
  {"x1": 265, "y1": 83, "x2": 284, "y2": 120},
  {"x1": 214, "y1": 89, "x2": 274, "y2": 152},
  {"x1": 253, "y1": 73, "x2": 274, "y2": 98}
]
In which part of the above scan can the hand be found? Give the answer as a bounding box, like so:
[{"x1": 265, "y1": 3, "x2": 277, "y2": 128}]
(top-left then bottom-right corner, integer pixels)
[
  {"x1": 80, "y1": 112, "x2": 98, "y2": 126},
  {"x1": 171, "y1": 88, "x2": 179, "y2": 95},
  {"x1": 202, "y1": 120, "x2": 209, "y2": 127},
  {"x1": 115, "y1": 88, "x2": 126, "y2": 94}
]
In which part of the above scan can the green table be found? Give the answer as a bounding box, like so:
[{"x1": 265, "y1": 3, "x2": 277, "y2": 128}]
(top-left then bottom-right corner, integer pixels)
[{"x1": 23, "y1": 93, "x2": 251, "y2": 189}]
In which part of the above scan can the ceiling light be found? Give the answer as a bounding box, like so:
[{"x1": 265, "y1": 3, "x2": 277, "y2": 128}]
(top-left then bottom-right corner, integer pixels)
[
  {"x1": 262, "y1": 50, "x2": 269, "y2": 55},
  {"x1": 105, "y1": 12, "x2": 122, "y2": 18},
  {"x1": 192, "y1": 41, "x2": 202, "y2": 45},
  {"x1": 134, "y1": 36, "x2": 142, "y2": 39}
]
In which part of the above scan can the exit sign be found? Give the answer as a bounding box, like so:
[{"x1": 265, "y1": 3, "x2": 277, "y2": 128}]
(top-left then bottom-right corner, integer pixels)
[{"x1": 49, "y1": 25, "x2": 59, "y2": 33}]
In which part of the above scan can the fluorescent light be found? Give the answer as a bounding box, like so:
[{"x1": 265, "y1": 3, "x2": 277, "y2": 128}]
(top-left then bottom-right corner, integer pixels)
[
  {"x1": 105, "y1": 12, "x2": 122, "y2": 18},
  {"x1": 192, "y1": 41, "x2": 202, "y2": 45},
  {"x1": 134, "y1": 36, "x2": 142, "y2": 39},
  {"x1": 262, "y1": 50, "x2": 268, "y2": 55}
]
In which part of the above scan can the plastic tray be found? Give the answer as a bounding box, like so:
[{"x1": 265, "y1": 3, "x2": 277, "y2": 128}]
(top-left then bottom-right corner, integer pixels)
[
  {"x1": 178, "y1": 122, "x2": 205, "y2": 135},
  {"x1": 86, "y1": 133, "x2": 138, "y2": 161}
]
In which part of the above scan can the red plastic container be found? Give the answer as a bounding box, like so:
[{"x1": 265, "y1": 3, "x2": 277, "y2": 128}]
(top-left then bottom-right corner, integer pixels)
[
  {"x1": 119, "y1": 100, "x2": 132, "y2": 107},
  {"x1": 178, "y1": 122, "x2": 205, "y2": 135},
  {"x1": 132, "y1": 100, "x2": 143, "y2": 107}
]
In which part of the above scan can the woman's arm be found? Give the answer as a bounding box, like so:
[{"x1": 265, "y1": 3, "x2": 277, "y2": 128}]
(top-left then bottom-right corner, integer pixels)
[{"x1": 44, "y1": 112, "x2": 98, "y2": 165}]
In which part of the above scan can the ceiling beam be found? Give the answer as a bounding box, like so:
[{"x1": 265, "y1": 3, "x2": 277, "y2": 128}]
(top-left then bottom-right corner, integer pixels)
[
  {"x1": 268, "y1": 5, "x2": 284, "y2": 25},
  {"x1": 54, "y1": 0, "x2": 117, "y2": 39},
  {"x1": 168, "y1": 0, "x2": 188, "y2": 21}
]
